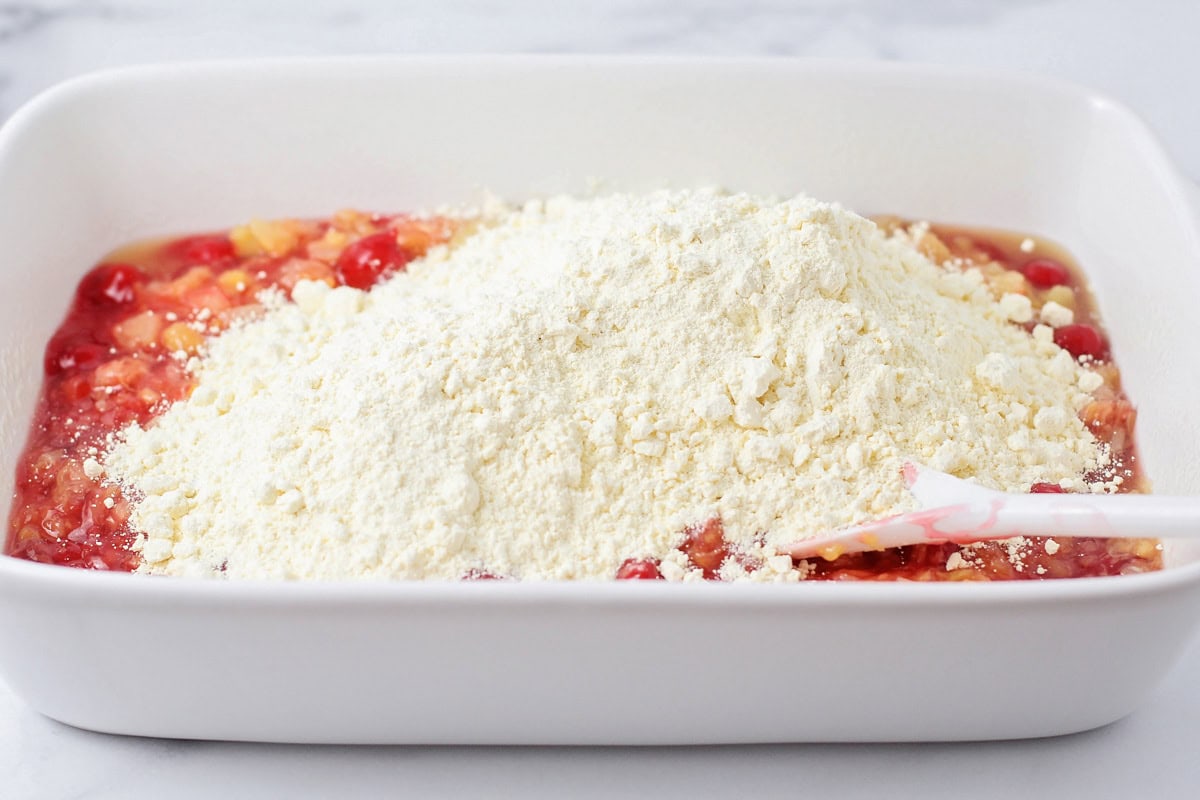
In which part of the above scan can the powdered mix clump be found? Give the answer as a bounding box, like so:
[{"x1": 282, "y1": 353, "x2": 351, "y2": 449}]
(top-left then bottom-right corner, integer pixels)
[{"x1": 99, "y1": 190, "x2": 1108, "y2": 581}]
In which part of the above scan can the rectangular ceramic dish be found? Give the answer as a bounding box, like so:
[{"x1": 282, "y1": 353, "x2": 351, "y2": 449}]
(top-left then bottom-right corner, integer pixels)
[{"x1": 0, "y1": 57, "x2": 1198, "y2": 744}]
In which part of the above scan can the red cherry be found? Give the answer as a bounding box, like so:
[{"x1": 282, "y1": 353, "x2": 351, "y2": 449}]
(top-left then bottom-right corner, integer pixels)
[
  {"x1": 1030, "y1": 482, "x2": 1067, "y2": 494},
  {"x1": 678, "y1": 517, "x2": 729, "y2": 579},
  {"x1": 615, "y1": 558, "x2": 662, "y2": 580},
  {"x1": 1022, "y1": 258, "x2": 1071, "y2": 288},
  {"x1": 44, "y1": 336, "x2": 107, "y2": 376},
  {"x1": 77, "y1": 263, "x2": 144, "y2": 307},
  {"x1": 166, "y1": 235, "x2": 236, "y2": 266},
  {"x1": 1054, "y1": 323, "x2": 1108, "y2": 361},
  {"x1": 60, "y1": 375, "x2": 93, "y2": 402},
  {"x1": 335, "y1": 232, "x2": 413, "y2": 290}
]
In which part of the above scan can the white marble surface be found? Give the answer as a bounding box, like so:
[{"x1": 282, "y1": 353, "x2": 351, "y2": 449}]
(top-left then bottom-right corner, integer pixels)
[{"x1": 2, "y1": 1, "x2": 1200, "y2": 797}]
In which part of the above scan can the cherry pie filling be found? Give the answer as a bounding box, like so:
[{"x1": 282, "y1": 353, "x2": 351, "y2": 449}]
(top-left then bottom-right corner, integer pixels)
[{"x1": 4, "y1": 213, "x2": 1160, "y2": 581}]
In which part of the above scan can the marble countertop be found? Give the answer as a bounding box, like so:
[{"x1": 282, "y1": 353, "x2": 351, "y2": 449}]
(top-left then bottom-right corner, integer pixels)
[{"x1": 2, "y1": 1, "x2": 1199, "y2": 797}]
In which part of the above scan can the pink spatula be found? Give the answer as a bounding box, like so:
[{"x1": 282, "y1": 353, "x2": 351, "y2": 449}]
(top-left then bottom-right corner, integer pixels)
[{"x1": 777, "y1": 462, "x2": 1200, "y2": 560}]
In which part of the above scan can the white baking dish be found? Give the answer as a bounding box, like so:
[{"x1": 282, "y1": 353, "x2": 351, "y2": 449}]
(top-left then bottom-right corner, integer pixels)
[{"x1": 0, "y1": 57, "x2": 1198, "y2": 744}]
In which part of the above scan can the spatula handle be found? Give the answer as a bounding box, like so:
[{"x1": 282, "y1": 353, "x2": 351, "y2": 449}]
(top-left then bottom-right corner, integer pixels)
[{"x1": 995, "y1": 494, "x2": 1200, "y2": 539}]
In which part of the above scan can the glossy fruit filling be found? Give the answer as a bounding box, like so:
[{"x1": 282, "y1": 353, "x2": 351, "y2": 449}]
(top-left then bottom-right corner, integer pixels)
[
  {"x1": 5, "y1": 213, "x2": 1160, "y2": 581},
  {"x1": 7, "y1": 212, "x2": 453, "y2": 570}
]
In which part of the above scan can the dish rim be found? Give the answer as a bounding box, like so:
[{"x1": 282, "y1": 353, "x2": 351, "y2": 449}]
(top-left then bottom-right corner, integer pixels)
[
  {"x1": 2, "y1": 540, "x2": 1197, "y2": 606},
  {"x1": 1, "y1": 54, "x2": 1198, "y2": 604}
]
